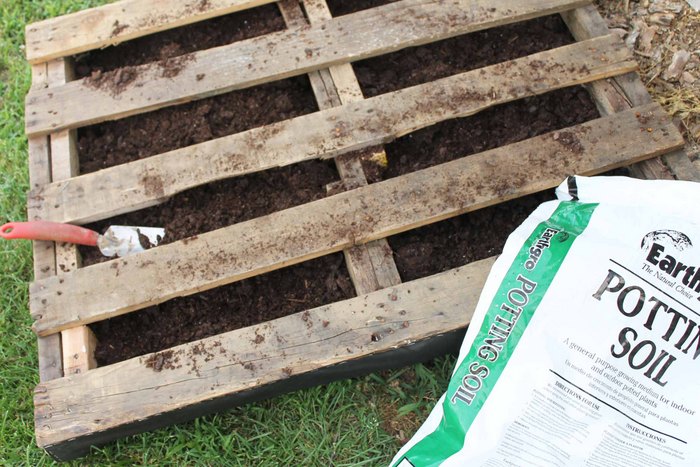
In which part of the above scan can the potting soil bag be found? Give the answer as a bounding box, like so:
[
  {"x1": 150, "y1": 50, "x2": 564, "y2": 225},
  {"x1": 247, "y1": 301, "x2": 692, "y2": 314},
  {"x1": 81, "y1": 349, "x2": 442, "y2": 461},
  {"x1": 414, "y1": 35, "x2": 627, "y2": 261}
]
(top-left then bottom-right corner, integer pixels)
[{"x1": 391, "y1": 176, "x2": 700, "y2": 467}]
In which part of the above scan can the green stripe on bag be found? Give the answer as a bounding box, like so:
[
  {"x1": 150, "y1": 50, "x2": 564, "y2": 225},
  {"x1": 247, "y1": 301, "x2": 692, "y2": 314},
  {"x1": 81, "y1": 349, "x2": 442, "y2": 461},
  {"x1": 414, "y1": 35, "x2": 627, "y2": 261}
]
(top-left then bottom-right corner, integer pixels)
[{"x1": 394, "y1": 201, "x2": 597, "y2": 467}]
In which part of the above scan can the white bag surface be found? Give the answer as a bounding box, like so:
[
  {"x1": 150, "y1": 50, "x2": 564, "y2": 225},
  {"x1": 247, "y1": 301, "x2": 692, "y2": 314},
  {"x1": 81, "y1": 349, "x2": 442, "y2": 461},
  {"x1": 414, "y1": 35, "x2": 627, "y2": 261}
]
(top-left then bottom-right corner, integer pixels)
[{"x1": 391, "y1": 176, "x2": 700, "y2": 467}]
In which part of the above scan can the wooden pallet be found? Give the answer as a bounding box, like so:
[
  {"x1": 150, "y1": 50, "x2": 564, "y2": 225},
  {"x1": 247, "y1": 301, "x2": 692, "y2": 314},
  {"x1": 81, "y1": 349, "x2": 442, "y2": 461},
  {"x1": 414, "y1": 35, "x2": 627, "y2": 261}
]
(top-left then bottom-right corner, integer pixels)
[{"x1": 24, "y1": 0, "x2": 698, "y2": 460}]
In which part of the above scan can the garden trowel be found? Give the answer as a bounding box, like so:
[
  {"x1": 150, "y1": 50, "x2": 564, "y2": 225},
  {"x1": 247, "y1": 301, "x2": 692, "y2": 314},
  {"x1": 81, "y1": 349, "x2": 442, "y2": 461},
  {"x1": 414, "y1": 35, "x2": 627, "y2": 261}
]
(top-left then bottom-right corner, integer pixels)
[{"x1": 0, "y1": 221, "x2": 164, "y2": 257}]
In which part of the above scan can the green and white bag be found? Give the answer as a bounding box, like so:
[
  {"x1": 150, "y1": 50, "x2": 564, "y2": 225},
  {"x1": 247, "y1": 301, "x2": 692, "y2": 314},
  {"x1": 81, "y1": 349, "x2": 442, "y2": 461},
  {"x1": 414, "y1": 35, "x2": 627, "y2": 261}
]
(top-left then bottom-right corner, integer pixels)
[{"x1": 391, "y1": 176, "x2": 700, "y2": 467}]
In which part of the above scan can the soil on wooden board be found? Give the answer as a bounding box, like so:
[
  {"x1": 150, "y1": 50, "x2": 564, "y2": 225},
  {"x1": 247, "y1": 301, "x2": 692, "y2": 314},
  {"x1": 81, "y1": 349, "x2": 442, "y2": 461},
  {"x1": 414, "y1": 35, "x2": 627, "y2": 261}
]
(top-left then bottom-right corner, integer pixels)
[
  {"x1": 74, "y1": 4, "x2": 285, "y2": 78},
  {"x1": 77, "y1": 5, "x2": 603, "y2": 366},
  {"x1": 75, "y1": 4, "x2": 312, "y2": 174},
  {"x1": 382, "y1": 88, "x2": 603, "y2": 280}
]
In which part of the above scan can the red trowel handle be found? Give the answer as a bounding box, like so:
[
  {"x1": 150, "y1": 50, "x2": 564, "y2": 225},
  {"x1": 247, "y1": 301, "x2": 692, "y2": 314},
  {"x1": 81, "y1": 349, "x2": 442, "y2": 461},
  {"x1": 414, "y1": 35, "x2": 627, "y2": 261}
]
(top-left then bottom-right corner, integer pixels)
[{"x1": 0, "y1": 221, "x2": 99, "y2": 246}]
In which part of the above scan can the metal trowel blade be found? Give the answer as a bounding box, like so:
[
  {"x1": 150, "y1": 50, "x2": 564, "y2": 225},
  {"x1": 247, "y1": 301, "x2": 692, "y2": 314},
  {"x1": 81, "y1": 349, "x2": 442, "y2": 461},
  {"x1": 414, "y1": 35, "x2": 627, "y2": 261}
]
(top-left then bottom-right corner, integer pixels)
[{"x1": 97, "y1": 225, "x2": 165, "y2": 257}]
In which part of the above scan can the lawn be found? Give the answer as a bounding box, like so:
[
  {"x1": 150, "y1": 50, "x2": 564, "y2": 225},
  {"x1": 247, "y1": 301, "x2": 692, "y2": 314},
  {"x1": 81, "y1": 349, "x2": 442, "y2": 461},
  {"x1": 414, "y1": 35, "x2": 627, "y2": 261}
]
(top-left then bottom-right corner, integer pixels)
[{"x1": 0, "y1": 1, "x2": 454, "y2": 464}]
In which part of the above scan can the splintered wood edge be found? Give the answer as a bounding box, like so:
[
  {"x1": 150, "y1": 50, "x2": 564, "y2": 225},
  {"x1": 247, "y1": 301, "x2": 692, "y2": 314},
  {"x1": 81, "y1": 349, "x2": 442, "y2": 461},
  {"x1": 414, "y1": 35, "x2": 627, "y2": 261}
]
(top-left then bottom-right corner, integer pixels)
[
  {"x1": 32, "y1": 35, "x2": 638, "y2": 225},
  {"x1": 29, "y1": 103, "x2": 684, "y2": 336},
  {"x1": 34, "y1": 258, "x2": 494, "y2": 449},
  {"x1": 24, "y1": 0, "x2": 591, "y2": 136},
  {"x1": 25, "y1": 0, "x2": 278, "y2": 64},
  {"x1": 562, "y1": 5, "x2": 700, "y2": 182}
]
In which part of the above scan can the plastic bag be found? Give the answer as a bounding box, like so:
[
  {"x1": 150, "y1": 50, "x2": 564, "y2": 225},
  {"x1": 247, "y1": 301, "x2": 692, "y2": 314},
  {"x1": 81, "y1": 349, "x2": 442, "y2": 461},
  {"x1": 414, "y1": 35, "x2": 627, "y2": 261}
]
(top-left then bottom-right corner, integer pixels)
[{"x1": 391, "y1": 176, "x2": 700, "y2": 467}]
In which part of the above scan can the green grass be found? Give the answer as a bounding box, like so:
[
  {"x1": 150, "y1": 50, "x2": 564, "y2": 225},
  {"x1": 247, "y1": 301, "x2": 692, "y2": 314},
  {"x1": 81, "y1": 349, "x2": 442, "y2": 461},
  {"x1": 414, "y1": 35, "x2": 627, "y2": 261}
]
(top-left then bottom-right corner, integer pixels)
[{"x1": 0, "y1": 2, "x2": 456, "y2": 464}]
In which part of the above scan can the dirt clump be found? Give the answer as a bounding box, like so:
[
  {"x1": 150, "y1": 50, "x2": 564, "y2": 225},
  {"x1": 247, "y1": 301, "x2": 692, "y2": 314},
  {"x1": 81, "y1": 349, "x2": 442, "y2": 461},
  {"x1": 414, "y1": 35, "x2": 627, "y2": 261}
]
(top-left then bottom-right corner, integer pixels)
[
  {"x1": 144, "y1": 349, "x2": 182, "y2": 372},
  {"x1": 83, "y1": 66, "x2": 140, "y2": 96}
]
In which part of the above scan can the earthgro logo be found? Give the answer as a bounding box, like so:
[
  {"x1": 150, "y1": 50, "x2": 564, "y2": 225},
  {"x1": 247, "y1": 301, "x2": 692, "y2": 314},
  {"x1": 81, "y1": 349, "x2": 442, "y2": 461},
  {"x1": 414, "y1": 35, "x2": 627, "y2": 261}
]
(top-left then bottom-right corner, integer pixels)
[
  {"x1": 641, "y1": 229, "x2": 693, "y2": 252},
  {"x1": 640, "y1": 229, "x2": 700, "y2": 301}
]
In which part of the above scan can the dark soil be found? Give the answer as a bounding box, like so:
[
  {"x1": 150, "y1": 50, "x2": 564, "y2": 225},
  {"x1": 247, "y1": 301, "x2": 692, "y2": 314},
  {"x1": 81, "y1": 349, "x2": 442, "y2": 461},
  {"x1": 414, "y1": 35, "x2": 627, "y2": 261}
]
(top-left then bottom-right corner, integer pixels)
[
  {"x1": 74, "y1": 3, "x2": 312, "y2": 174},
  {"x1": 354, "y1": 15, "x2": 576, "y2": 98},
  {"x1": 326, "y1": 0, "x2": 400, "y2": 16},
  {"x1": 389, "y1": 166, "x2": 632, "y2": 282},
  {"x1": 74, "y1": 4, "x2": 285, "y2": 77},
  {"x1": 326, "y1": 1, "x2": 576, "y2": 98},
  {"x1": 77, "y1": 76, "x2": 317, "y2": 173},
  {"x1": 372, "y1": 86, "x2": 600, "y2": 182},
  {"x1": 389, "y1": 193, "x2": 553, "y2": 281},
  {"x1": 381, "y1": 86, "x2": 600, "y2": 281},
  {"x1": 92, "y1": 253, "x2": 354, "y2": 365},
  {"x1": 79, "y1": 160, "x2": 339, "y2": 266},
  {"x1": 79, "y1": 3, "x2": 608, "y2": 366}
]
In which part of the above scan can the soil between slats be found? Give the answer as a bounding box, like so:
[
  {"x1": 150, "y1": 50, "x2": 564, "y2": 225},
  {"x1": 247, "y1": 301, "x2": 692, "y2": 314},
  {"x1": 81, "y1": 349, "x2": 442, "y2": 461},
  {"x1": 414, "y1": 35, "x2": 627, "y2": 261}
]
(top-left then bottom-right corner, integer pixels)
[
  {"x1": 326, "y1": 0, "x2": 401, "y2": 17},
  {"x1": 92, "y1": 254, "x2": 355, "y2": 365},
  {"x1": 388, "y1": 166, "x2": 633, "y2": 282},
  {"x1": 374, "y1": 87, "x2": 599, "y2": 182},
  {"x1": 79, "y1": 160, "x2": 339, "y2": 266},
  {"x1": 75, "y1": 3, "x2": 310, "y2": 174},
  {"x1": 77, "y1": 76, "x2": 318, "y2": 173},
  {"x1": 82, "y1": 5, "x2": 604, "y2": 366},
  {"x1": 353, "y1": 15, "x2": 577, "y2": 98},
  {"x1": 73, "y1": 4, "x2": 285, "y2": 77},
  {"x1": 379, "y1": 85, "x2": 601, "y2": 280}
]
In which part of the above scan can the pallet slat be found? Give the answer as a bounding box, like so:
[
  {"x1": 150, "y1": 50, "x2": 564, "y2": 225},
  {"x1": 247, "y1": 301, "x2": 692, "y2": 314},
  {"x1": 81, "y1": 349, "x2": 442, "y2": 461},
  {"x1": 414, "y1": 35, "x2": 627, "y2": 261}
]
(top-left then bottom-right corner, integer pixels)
[
  {"x1": 45, "y1": 58, "x2": 99, "y2": 377},
  {"x1": 25, "y1": 0, "x2": 278, "y2": 65},
  {"x1": 47, "y1": 59, "x2": 81, "y2": 277},
  {"x1": 24, "y1": 0, "x2": 589, "y2": 136},
  {"x1": 35, "y1": 258, "x2": 492, "y2": 456},
  {"x1": 279, "y1": 0, "x2": 402, "y2": 295},
  {"x1": 29, "y1": 35, "x2": 637, "y2": 225},
  {"x1": 28, "y1": 63, "x2": 63, "y2": 383},
  {"x1": 30, "y1": 103, "x2": 683, "y2": 336},
  {"x1": 29, "y1": 133, "x2": 63, "y2": 381}
]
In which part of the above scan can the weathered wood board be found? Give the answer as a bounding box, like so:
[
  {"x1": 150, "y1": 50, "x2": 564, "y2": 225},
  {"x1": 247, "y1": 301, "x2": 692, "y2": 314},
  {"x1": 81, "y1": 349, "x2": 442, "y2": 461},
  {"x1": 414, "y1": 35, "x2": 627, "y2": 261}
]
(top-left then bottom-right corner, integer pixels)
[
  {"x1": 29, "y1": 35, "x2": 636, "y2": 225},
  {"x1": 22, "y1": 0, "x2": 698, "y2": 460},
  {"x1": 36, "y1": 259, "x2": 492, "y2": 458},
  {"x1": 30, "y1": 104, "x2": 683, "y2": 336},
  {"x1": 25, "y1": 0, "x2": 278, "y2": 64},
  {"x1": 24, "y1": 0, "x2": 589, "y2": 136}
]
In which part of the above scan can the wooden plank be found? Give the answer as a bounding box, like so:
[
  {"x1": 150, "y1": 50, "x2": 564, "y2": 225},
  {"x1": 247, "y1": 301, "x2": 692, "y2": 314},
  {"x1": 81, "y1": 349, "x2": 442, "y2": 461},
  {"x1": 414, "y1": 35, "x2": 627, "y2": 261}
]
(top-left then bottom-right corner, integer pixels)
[
  {"x1": 29, "y1": 63, "x2": 63, "y2": 383},
  {"x1": 25, "y1": 0, "x2": 590, "y2": 136},
  {"x1": 25, "y1": 0, "x2": 278, "y2": 64},
  {"x1": 580, "y1": 75, "x2": 676, "y2": 180},
  {"x1": 29, "y1": 104, "x2": 683, "y2": 335},
  {"x1": 28, "y1": 65, "x2": 54, "y2": 276},
  {"x1": 301, "y1": 0, "x2": 365, "y2": 101},
  {"x1": 47, "y1": 59, "x2": 82, "y2": 276},
  {"x1": 562, "y1": 6, "x2": 700, "y2": 182},
  {"x1": 301, "y1": 0, "x2": 400, "y2": 291},
  {"x1": 279, "y1": 0, "x2": 401, "y2": 294},
  {"x1": 30, "y1": 35, "x2": 638, "y2": 225},
  {"x1": 60, "y1": 327, "x2": 98, "y2": 375},
  {"x1": 29, "y1": 133, "x2": 63, "y2": 381},
  {"x1": 35, "y1": 257, "x2": 493, "y2": 453},
  {"x1": 46, "y1": 59, "x2": 98, "y2": 376}
]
